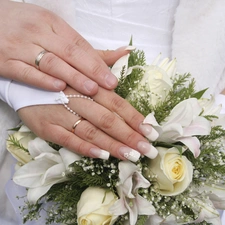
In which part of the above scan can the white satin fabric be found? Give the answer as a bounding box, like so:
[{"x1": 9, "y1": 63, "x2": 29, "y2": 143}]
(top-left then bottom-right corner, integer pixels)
[{"x1": 1, "y1": 0, "x2": 225, "y2": 224}]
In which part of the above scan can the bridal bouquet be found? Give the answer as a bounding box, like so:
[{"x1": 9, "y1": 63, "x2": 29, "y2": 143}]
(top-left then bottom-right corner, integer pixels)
[{"x1": 7, "y1": 46, "x2": 225, "y2": 225}]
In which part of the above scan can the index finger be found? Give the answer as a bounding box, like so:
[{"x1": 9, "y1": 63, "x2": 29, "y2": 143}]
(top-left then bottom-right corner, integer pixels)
[{"x1": 39, "y1": 20, "x2": 118, "y2": 90}]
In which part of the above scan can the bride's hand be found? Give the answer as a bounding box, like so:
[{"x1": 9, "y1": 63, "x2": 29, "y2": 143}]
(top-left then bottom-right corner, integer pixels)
[
  {"x1": 18, "y1": 87, "x2": 158, "y2": 162},
  {"x1": 0, "y1": 0, "x2": 127, "y2": 95}
]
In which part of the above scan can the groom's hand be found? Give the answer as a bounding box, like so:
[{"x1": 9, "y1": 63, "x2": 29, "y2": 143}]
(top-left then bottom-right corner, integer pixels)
[{"x1": 0, "y1": 0, "x2": 129, "y2": 95}]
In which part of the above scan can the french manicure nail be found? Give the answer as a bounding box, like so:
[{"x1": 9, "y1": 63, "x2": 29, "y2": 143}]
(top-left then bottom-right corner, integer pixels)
[
  {"x1": 139, "y1": 123, "x2": 159, "y2": 141},
  {"x1": 105, "y1": 74, "x2": 118, "y2": 88},
  {"x1": 84, "y1": 80, "x2": 98, "y2": 92},
  {"x1": 119, "y1": 147, "x2": 140, "y2": 162},
  {"x1": 90, "y1": 148, "x2": 110, "y2": 160},
  {"x1": 137, "y1": 141, "x2": 158, "y2": 159}
]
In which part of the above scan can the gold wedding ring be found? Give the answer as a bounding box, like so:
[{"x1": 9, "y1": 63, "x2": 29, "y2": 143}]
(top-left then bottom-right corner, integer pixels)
[
  {"x1": 71, "y1": 118, "x2": 84, "y2": 133},
  {"x1": 35, "y1": 50, "x2": 48, "y2": 69}
]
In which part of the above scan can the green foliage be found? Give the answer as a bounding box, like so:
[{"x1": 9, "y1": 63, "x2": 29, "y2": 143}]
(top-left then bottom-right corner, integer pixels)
[
  {"x1": 14, "y1": 47, "x2": 225, "y2": 225},
  {"x1": 136, "y1": 215, "x2": 149, "y2": 225},
  {"x1": 115, "y1": 48, "x2": 146, "y2": 98},
  {"x1": 153, "y1": 73, "x2": 196, "y2": 123},
  {"x1": 7, "y1": 134, "x2": 29, "y2": 153},
  {"x1": 20, "y1": 156, "x2": 121, "y2": 224}
]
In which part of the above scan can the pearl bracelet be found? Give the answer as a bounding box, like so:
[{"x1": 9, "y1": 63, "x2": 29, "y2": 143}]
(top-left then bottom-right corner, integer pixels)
[{"x1": 63, "y1": 94, "x2": 93, "y2": 117}]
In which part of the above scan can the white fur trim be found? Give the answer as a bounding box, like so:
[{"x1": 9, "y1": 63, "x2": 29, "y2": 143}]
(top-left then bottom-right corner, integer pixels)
[{"x1": 172, "y1": 0, "x2": 225, "y2": 96}]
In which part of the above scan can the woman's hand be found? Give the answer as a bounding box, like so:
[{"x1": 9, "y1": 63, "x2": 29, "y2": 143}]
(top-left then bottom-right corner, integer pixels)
[
  {"x1": 18, "y1": 86, "x2": 158, "y2": 162},
  {"x1": 0, "y1": 0, "x2": 127, "y2": 95}
]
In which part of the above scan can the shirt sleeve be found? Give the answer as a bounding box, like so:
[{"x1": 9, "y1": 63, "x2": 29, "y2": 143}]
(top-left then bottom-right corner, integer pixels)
[{"x1": 0, "y1": 77, "x2": 68, "y2": 111}]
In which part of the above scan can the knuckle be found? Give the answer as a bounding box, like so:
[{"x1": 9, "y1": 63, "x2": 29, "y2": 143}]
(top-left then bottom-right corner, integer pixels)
[
  {"x1": 110, "y1": 96, "x2": 125, "y2": 112},
  {"x1": 82, "y1": 125, "x2": 98, "y2": 141},
  {"x1": 38, "y1": 9, "x2": 56, "y2": 23},
  {"x1": 57, "y1": 133, "x2": 73, "y2": 148},
  {"x1": 63, "y1": 44, "x2": 79, "y2": 59},
  {"x1": 20, "y1": 66, "x2": 33, "y2": 81},
  {"x1": 67, "y1": 70, "x2": 79, "y2": 83},
  {"x1": 125, "y1": 131, "x2": 138, "y2": 145},
  {"x1": 90, "y1": 63, "x2": 103, "y2": 77},
  {"x1": 106, "y1": 140, "x2": 118, "y2": 153},
  {"x1": 42, "y1": 53, "x2": 57, "y2": 71},
  {"x1": 74, "y1": 141, "x2": 86, "y2": 155},
  {"x1": 73, "y1": 141, "x2": 91, "y2": 157},
  {"x1": 75, "y1": 37, "x2": 87, "y2": 48},
  {"x1": 99, "y1": 112, "x2": 116, "y2": 130},
  {"x1": 129, "y1": 112, "x2": 143, "y2": 129},
  {"x1": 21, "y1": 22, "x2": 40, "y2": 34}
]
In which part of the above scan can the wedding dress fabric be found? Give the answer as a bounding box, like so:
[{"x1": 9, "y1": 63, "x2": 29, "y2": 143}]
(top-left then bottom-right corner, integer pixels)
[{"x1": 1, "y1": 0, "x2": 225, "y2": 224}]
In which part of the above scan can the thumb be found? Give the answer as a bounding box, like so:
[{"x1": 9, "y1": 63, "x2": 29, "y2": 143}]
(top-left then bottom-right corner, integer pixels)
[{"x1": 97, "y1": 46, "x2": 134, "y2": 66}]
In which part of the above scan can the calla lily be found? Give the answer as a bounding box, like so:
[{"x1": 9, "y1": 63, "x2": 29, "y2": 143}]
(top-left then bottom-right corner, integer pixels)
[
  {"x1": 13, "y1": 138, "x2": 81, "y2": 203},
  {"x1": 144, "y1": 98, "x2": 211, "y2": 157},
  {"x1": 110, "y1": 161, "x2": 155, "y2": 225}
]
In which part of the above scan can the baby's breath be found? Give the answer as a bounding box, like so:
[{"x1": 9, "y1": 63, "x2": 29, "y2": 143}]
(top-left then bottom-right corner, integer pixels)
[{"x1": 11, "y1": 47, "x2": 225, "y2": 225}]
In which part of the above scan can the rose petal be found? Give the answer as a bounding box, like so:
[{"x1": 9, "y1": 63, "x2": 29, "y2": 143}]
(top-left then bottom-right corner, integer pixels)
[{"x1": 78, "y1": 187, "x2": 116, "y2": 217}]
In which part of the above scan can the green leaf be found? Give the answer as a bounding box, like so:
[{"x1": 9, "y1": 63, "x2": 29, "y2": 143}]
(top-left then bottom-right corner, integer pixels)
[{"x1": 192, "y1": 88, "x2": 208, "y2": 99}]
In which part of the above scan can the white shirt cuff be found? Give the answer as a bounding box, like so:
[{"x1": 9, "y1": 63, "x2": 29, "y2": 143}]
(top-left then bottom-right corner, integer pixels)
[{"x1": 0, "y1": 77, "x2": 68, "y2": 111}]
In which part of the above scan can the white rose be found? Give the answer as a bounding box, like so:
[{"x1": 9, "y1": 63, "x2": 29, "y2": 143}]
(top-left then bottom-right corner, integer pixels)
[
  {"x1": 7, "y1": 125, "x2": 35, "y2": 164},
  {"x1": 111, "y1": 53, "x2": 176, "y2": 107},
  {"x1": 138, "y1": 56, "x2": 176, "y2": 106},
  {"x1": 77, "y1": 187, "x2": 118, "y2": 225},
  {"x1": 146, "y1": 147, "x2": 193, "y2": 196}
]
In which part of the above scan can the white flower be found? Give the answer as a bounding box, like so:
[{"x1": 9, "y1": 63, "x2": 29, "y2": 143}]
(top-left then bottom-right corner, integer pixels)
[
  {"x1": 147, "y1": 214, "x2": 185, "y2": 225},
  {"x1": 194, "y1": 184, "x2": 225, "y2": 210},
  {"x1": 13, "y1": 138, "x2": 81, "y2": 203},
  {"x1": 144, "y1": 98, "x2": 211, "y2": 157},
  {"x1": 137, "y1": 56, "x2": 176, "y2": 106},
  {"x1": 198, "y1": 96, "x2": 225, "y2": 127},
  {"x1": 110, "y1": 161, "x2": 155, "y2": 225},
  {"x1": 77, "y1": 187, "x2": 118, "y2": 225},
  {"x1": 6, "y1": 125, "x2": 35, "y2": 165},
  {"x1": 111, "y1": 46, "x2": 136, "y2": 79},
  {"x1": 145, "y1": 147, "x2": 193, "y2": 196},
  {"x1": 111, "y1": 53, "x2": 176, "y2": 107},
  {"x1": 188, "y1": 194, "x2": 221, "y2": 224}
]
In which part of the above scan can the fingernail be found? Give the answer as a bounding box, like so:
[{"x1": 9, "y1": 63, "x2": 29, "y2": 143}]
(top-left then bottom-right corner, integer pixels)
[
  {"x1": 139, "y1": 123, "x2": 159, "y2": 141},
  {"x1": 53, "y1": 79, "x2": 65, "y2": 90},
  {"x1": 84, "y1": 80, "x2": 98, "y2": 92},
  {"x1": 90, "y1": 148, "x2": 110, "y2": 160},
  {"x1": 119, "y1": 147, "x2": 140, "y2": 162},
  {"x1": 116, "y1": 46, "x2": 136, "y2": 51},
  {"x1": 105, "y1": 74, "x2": 118, "y2": 88},
  {"x1": 137, "y1": 141, "x2": 158, "y2": 159}
]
